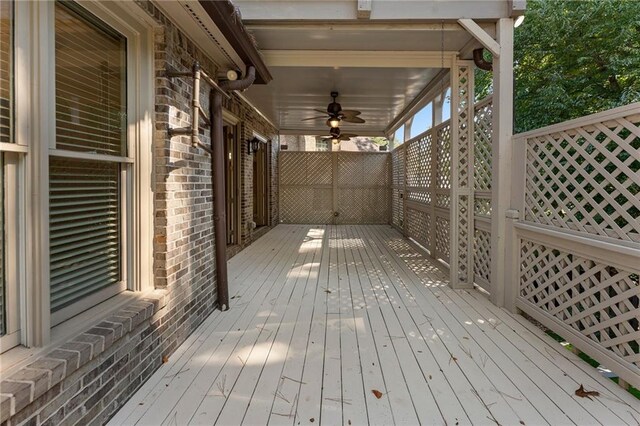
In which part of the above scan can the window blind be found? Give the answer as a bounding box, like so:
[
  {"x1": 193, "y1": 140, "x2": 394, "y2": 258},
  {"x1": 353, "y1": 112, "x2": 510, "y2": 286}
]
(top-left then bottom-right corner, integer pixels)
[
  {"x1": 50, "y1": 2, "x2": 126, "y2": 314},
  {"x1": 49, "y1": 158, "x2": 120, "y2": 312},
  {"x1": 55, "y1": 1, "x2": 126, "y2": 156},
  {"x1": 0, "y1": 0, "x2": 11, "y2": 145}
]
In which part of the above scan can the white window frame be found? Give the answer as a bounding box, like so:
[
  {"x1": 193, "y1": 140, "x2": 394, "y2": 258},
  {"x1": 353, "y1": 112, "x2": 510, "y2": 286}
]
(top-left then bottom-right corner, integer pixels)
[{"x1": 0, "y1": 0, "x2": 154, "y2": 352}]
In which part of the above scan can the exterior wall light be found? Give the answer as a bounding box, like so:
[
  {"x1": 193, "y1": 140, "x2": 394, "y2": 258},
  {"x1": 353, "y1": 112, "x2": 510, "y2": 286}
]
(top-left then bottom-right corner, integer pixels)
[{"x1": 247, "y1": 137, "x2": 261, "y2": 154}]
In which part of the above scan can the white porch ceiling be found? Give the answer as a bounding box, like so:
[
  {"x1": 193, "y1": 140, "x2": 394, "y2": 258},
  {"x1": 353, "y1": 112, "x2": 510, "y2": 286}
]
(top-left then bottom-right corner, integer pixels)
[
  {"x1": 237, "y1": 3, "x2": 503, "y2": 134},
  {"x1": 245, "y1": 66, "x2": 441, "y2": 134}
]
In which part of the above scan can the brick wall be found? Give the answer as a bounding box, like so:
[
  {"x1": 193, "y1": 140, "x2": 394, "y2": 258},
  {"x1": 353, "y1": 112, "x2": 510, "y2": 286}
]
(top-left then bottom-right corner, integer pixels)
[{"x1": 0, "y1": 2, "x2": 279, "y2": 425}]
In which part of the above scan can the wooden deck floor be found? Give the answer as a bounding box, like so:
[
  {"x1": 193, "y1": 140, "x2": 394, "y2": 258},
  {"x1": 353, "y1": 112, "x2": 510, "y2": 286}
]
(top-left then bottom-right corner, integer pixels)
[{"x1": 110, "y1": 225, "x2": 640, "y2": 426}]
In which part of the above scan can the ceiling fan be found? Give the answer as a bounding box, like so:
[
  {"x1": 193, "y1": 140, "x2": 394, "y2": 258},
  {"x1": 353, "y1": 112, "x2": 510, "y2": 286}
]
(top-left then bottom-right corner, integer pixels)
[
  {"x1": 302, "y1": 91, "x2": 366, "y2": 126},
  {"x1": 322, "y1": 126, "x2": 358, "y2": 144}
]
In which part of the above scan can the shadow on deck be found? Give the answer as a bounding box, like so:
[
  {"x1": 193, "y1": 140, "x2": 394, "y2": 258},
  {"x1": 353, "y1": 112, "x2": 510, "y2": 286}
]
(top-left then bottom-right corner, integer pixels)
[{"x1": 110, "y1": 225, "x2": 640, "y2": 426}]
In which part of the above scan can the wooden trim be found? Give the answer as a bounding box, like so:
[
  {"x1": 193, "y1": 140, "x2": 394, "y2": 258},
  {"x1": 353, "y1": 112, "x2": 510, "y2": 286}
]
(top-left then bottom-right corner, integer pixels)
[
  {"x1": 0, "y1": 143, "x2": 28, "y2": 153},
  {"x1": 48, "y1": 149, "x2": 134, "y2": 164},
  {"x1": 514, "y1": 222, "x2": 640, "y2": 272},
  {"x1": 458, "y1": 19, "x2": 501, "y2": 57},
  {"x1": 515, "y1": 101, "x2": 640, "y2": 139},
  {"x1": 516, "y1": 299, "x2": 640, "y2": 390},
  {"x1": 261, "y1": 50, "x2": 458, "y2": 68}
]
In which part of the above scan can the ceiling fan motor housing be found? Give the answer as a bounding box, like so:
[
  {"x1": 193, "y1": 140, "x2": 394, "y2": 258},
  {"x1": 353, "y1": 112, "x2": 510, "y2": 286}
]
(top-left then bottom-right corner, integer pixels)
[{"x1": 328, "y1": 91, "x2": 342, "y2": 115}]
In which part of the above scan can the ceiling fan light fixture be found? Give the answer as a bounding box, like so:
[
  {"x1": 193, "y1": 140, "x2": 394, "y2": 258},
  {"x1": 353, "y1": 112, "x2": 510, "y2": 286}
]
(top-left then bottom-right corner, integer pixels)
[
  {"x1": 331, "y1": 138, "x2": 340, "y2": 144},
  {"x1": 328, "y1": 116, "x2": 341, "y2": 128}
]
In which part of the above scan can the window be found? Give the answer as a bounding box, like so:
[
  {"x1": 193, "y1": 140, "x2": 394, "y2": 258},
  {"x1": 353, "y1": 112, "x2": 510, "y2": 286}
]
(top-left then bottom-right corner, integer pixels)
[
  {"x1": 0, "y1": 0, "x2": 152, "y2": 352},
  {"x1": 49, "y1": 1, "x2": 128, "y2": 324}
]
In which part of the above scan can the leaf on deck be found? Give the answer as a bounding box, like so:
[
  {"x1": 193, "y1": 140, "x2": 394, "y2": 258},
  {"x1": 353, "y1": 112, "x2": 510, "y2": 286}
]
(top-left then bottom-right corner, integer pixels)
[
  {"x1": 575, "y1": 384, "x2": 600, "y2": 400},
  {"x1": 372, "y1": 389, "x2": 383, "y2": 399},
  {"x1": 162, "y1": 355, "x2": 169, "y2": 364}
]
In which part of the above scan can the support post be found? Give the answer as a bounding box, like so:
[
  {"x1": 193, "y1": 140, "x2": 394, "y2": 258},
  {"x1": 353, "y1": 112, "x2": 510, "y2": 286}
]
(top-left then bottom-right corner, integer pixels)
[
  {"x1": 449, "y1": 59, "x2": 475, "y2": 289},
  {"x1": 490, "y1": 18, "x2": 514, "y2": 307}
]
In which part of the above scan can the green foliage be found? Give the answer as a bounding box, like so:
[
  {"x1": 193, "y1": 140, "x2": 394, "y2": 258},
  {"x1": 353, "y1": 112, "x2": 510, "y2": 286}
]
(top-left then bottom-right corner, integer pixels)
[
  {"x1": 372, "y1": 136, "x2": 389, "y2": 146},
  {"x1": 475, "y1": 0, "x2": 640, "y2": 133}
]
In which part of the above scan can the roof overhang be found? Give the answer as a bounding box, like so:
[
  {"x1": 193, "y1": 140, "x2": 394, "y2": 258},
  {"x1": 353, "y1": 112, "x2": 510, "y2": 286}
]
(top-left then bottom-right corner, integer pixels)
[
  {"x1": 198, "y1": 0, "x2": 272, "y2": 84},
  {"x1": 154, "y1": 0, "x2": 272, "y2": 85}
]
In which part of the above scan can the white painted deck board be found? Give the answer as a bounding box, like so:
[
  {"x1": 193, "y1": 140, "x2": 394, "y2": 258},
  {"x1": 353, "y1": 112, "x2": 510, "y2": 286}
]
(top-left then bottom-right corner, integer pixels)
[{"x1": 112, "y1": 225, "x2": 639, "y2": 426}]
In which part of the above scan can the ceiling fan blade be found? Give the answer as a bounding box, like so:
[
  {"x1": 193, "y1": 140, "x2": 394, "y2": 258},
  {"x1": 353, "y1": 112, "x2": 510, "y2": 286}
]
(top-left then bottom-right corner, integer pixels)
[
  {"x1": 301, "y1": 116, "x2": 328, "y2": 121},
  {"x1": 342, "y1": 116, "x2": 366, "y2": 124},
  {"x1": 313, "y1": 108, "x2": 329, "y2": 115},
  {"x1": 340, "y1": 133, "x2": 358, "y2": 139},
  {"x1": 339, "y1": 109, "x2": 361, "y2": 117}
]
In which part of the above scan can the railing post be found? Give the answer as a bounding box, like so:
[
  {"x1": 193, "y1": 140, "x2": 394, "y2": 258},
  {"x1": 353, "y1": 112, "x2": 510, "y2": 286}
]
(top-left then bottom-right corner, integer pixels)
[
  {"x1": 450, "y1": 58, "x2": 475, "y2": 289},
  {"x1": 429, "y1": 127, "x2": 437, "y2": 258},
  {"x1": 504, "y1": 136, "x2": 526, "y2": 312},
  {"x1": 489, "y1": 18, "x2": 514, "y2": 306}
]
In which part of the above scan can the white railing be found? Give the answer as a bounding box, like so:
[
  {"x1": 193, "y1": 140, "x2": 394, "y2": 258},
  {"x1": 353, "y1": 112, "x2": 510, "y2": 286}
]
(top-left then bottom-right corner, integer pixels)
[
  {"x1": 510, "y1": 102, "x2": 640, "y2": 388},
  {"x1": 391, "y1": 97, "x2": 493, "y2": 290}
]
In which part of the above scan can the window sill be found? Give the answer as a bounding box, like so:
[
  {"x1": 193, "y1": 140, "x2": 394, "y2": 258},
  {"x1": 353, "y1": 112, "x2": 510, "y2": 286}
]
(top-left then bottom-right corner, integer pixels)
[
  {"x1": 0, "y1": 287, "x2": 166, "y2": 422},
  {"x1": 0, "y1": 288, "x2": 167, "y2": 375}
]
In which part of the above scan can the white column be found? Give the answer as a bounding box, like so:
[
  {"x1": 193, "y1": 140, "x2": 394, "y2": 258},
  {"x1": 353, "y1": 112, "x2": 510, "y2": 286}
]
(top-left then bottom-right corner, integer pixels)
[
  {"x1": 490, "y1": 18, "x2": 514, "y2": 307},
  {"x1": 449, "y1": 59, "x2": 475, "y2": 289}
]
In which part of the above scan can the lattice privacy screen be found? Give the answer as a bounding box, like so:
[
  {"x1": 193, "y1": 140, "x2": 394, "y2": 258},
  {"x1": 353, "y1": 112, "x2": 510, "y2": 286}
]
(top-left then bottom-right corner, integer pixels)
[
  {"x1": 523, "y1": 109, "x2": 640, "y2": 243},
  {"x1": 390, "y1": 96, "x2": 494, "y2": 291},
  {"x1": 391, "y1": 146, "x2": 405, "y2": 229},
  {"x1": 280, "y1": 152, "x2": 389, "y2": 224},
  {"x1": 516, "y1": 103, "x2": 640, "y2": 387},
  {"x1": 519, "y1": 240, "x2": 639, "y2": 369},
  {"x1": 473, "y1": 98, "x2": 494, "y2": 292}
]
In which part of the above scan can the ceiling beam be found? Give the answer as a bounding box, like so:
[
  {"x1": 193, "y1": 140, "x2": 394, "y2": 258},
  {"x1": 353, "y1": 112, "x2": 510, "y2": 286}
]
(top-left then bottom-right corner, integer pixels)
[
  {"x1": 458, "y1": 19, "x2": 501, "y2": 58},
  {"x1": 261, "y1": 50, "x2": 458, "y2": 68},
  {"x1": 234, "y1": 1, "x2": 514, "y2": 21},
  {"x1": 357, "y1": 0, "x2": 372, "y2": 19},
  {"x1": 245, "y1": 22, "x2": 469, "y2": 31}
]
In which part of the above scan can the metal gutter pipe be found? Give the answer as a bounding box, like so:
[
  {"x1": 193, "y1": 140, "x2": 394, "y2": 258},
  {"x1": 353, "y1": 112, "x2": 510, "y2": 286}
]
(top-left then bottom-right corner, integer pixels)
[{"x1": 211, "y1": 66, "x2": 256, "y2": 311}]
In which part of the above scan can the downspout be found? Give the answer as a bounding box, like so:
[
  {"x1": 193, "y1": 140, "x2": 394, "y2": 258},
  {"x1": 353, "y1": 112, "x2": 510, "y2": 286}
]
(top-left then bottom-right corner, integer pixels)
[{"x1": 211, "y1": 66, "x2": 256, "y2": 311}]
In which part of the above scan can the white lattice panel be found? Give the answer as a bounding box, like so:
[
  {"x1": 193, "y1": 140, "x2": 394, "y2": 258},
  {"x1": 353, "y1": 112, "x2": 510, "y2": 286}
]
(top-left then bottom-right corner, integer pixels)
[
  {"x1": 280, "y1": 152, "x2": 332, "y2": 186},
  {"x1": 474, "y1": 196, "x2": 492, "y2": 216},
  {"x1": 392, "y1": 189, "x2": 403, "y2": 228},
  {"x1": 473, "y1": 227, "x2": 492, "y2": 292},
  {"x1": 338, "y1": 188, "x2": 389, "y2": 224},
  {"x1": 474, "y1": 99, "x2": 493, "y2": 192},
  {"x1": 280, "y1": 187, "x2": 333, "y2": 224},
  {"x1": 391, "y1": 147, "x2": 405, "y2": 229},
  {"x1": 435, "y1": 215, "x2": 450, "y2": 262},
  {"x1": 280, "y1": 152, "x2": 390, "y2": 224},
  {"x1": 406, "y1": 133, "x2": 433, "y2": 205},
  {"x1": 337, "y1": 152, "x2": 388, "y2": 188},
  {"x1": 522, "y1": 108, "x2": 640, "y2": 242},
  {"x1": 406, "y1": 207, "x2": 430, "y2": 249},
  {"x1": 392, "y1": 147, "x2": 405, "y2": 187},
  {"x1": 519, "y1": 239, "x2": 639, "y2": 369},
  {"x1": 436, "y1": 124, "x2": 452, "y2": 190}
]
